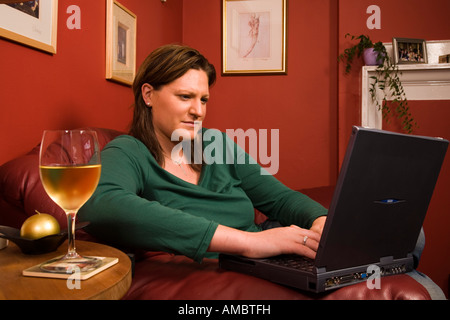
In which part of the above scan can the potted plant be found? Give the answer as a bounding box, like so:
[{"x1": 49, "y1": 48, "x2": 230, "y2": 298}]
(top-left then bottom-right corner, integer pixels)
[{"x1": 338, "y1": 33, "x2": 417, "y2": 133}]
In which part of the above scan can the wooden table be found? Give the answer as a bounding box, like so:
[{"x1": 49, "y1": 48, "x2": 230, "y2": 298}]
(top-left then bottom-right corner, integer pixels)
[{"x1": 0, "y1": 240, "x2": 132, "y2": 300}]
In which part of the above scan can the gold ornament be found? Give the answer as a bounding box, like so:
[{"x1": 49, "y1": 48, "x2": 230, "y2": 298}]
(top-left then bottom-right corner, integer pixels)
[{"x1": 20, "y1": 210, "x2": 61, "y2": 240}]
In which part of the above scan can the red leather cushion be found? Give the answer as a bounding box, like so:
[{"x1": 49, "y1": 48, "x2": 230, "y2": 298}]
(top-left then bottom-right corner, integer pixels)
[{"x1": 123, "y1": 252, "x2": 431, "y2": 300}]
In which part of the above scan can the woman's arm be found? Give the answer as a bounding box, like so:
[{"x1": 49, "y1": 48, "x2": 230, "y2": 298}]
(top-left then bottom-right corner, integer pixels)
[
  {"x1": 224, "y1": 133, "x2": 328, "y2": 229},
  {"x1": 207, "y1": 133, "x2": 328, "y2": 260},
  {"x1": 208, "y1": 222, "x2": 322, "y2": 259}
]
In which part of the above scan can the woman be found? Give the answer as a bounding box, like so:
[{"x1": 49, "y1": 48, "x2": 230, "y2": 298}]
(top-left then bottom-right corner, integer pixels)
[{"x1": 79, "y1": 44, "x2": 327, "y2": 263}]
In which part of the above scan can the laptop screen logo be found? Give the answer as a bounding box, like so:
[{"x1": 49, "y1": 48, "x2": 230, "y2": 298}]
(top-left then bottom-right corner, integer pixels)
[{"x1": 374, "y1": 199, "x2": 406, "y2": 204}]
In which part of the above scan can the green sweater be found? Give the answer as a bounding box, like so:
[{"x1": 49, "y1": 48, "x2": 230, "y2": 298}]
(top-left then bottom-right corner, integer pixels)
[{"x1": 79, "y1": 130, "x2": 327, "y2": 262}]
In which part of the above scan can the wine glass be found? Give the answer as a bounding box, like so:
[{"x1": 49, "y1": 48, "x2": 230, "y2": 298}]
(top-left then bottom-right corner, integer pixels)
[{"x1": 39, "y1": 130, "x2": 102, "y2": 273}]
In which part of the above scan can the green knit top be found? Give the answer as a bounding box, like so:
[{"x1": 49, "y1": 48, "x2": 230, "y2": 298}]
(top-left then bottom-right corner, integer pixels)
[{"x1": 79, "y1": 130, "x2": 327, "y2": 262}]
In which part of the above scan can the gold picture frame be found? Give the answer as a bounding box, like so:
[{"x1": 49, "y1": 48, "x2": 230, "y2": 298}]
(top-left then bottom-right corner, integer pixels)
[
  {"x1": 222, "y1": 0, "x2": 287, "y2": 75},
  {"x1": 0, "y1": 0, "x2": 58, "y2": 54},
  {"x1": 106, "y1": 0, "x2": 137, "y2": 86}
]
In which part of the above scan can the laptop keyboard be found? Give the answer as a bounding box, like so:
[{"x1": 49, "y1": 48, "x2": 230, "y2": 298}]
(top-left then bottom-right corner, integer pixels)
[{"x1": 264, "y1": 255, "x2": 315, "y2": 272}]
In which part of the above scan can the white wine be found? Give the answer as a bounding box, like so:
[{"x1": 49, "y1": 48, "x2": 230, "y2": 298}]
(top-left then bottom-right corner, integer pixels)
[
  {"x1": 39, "y1": 130, "x2": 102, "y2": 271},
  {"x1": 40, "y1": 165, "x2": 101, "y2": 212}
]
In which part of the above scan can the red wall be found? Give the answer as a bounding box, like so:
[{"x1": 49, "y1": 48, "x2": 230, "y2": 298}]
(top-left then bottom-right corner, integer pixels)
[
  {"x1": 338, "y1": 0, "x2": 450, "y2": 161},
  {"x1": 0, "y1": 0, "x2": 183, "y2": 165},
  {"x1": 183, "y1": 0, "x2": 339, "y2": 190}
]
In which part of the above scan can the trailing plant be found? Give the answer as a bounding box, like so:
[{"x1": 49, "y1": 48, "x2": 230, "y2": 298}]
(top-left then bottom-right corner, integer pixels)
[
  {"x1": 339, "y1": 33, "x2": 417, "y2": 133},
  {"x1": 338, "y1": 34, "x2": 386, "y2": 73}
]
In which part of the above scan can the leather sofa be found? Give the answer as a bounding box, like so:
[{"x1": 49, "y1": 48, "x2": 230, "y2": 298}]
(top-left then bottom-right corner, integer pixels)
[{"x1": 0, "y1": 127, "x2": 436, "y2": 299}]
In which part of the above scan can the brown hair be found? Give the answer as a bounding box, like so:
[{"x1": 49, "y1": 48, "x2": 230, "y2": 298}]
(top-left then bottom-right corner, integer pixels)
[{"x1": 129, "y1": 44, "x2": 216, "y2": 167}]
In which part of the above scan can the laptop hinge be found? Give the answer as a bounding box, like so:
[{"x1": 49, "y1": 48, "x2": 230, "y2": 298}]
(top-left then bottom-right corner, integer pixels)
[
  {"x1": 381, "y1": 254, "x2": 414, "y2": 264},
  {"x1": 379, "y1": 256, "x2": 394, "y2": 264},
  {"x1": 316, "y1": 267, "x2": 327, "y2": 273}
]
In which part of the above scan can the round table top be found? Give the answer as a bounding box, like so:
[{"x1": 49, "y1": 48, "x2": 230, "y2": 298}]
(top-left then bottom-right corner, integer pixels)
[{"x1": 0, "y1": 240, "x2": 132, "y2": 300}]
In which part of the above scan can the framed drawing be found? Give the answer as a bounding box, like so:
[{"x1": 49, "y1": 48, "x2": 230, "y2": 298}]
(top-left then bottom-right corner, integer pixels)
[
  {"x1": 0, "y1": 0, "x2": 58, "y2": 54},
  {"x1": 393, "y1": 38, "x2": 427, "y2": 64},
  {"x1": 106, "y1": 0, "x2": 137, "y2": 86},
  {"x1": 222, "y1": 0, "x2": 287, "y2": 75}
]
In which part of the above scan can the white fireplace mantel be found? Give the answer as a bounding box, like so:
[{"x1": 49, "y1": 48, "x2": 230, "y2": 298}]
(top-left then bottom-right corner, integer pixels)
[{"x1": 361, "y1": 40, "x2": 450, "y2": 129}]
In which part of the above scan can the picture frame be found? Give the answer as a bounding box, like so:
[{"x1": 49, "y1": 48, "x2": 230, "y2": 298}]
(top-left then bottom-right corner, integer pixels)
[
  {"x1": 392, "y1": 37, "x2": 428, "y2": 65},
  {"x1": 222, "y1": 0, "x2": 287, "y2": 75},
  {"x1": 106, "y1": 0, "x2": 137, "y2": 86},
  {"x1": 0, "y1": 0, "x2": 58, "y2": 54}
]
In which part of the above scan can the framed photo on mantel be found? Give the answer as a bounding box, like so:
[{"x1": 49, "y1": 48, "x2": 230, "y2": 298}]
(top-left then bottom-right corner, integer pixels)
[
  {"x1": 106, "y1": 0, "x2": 137, "y2": 86},
  {"x1": 222, "y1": 0, "x2": 287, "y2": 75},
  {"x1": 392, "y1": 37, "x2": 428, "y2": 65}
]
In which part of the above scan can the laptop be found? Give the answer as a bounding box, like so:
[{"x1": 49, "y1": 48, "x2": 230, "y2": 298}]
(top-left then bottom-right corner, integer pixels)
[{"x1": 219, "y1": 126, "x2": 448, "y2": 293}]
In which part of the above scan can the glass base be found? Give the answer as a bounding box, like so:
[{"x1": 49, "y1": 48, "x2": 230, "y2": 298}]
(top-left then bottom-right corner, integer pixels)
[{"x1": 40, "y1": 253, "x2": 102, "y2": 274}]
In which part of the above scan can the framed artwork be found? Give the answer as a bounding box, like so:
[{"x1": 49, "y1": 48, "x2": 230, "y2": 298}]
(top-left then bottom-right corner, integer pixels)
[
  {"x1": 222, "y1": 0, "x2": 287, "y2": 75},
  {"x1": 0, "y1": 0, "x2": 58, "y2": 54},
  {"x1": 393, "y1": 38, "x2": 427, "y2": 64},
  {"x1": 106, "y1": 0, "x2": 137, "y2": 86}
]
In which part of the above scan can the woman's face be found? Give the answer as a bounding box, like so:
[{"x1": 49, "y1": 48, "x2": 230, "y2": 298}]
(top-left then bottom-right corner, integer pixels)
[{"x1": 143, "y1": 69, "x2": 210, "y2": 150}]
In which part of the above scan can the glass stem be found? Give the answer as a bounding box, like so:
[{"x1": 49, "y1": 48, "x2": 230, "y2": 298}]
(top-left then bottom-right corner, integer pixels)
[{"x1": 66, "y1": 211, "x2": 78, "y2": 258}]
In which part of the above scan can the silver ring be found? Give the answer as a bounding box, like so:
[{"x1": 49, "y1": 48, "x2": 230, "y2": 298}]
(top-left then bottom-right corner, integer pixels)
[{"x1": 303, "y1": 235, "x2": 308, "y2": 246}]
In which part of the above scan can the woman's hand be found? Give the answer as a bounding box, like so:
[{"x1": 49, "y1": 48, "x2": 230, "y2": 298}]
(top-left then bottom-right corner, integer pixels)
[
  {"x1": 209, "y1": 223, "x2": 323, "y2": 260},
  {"x1": 243, "y1": 225, "x2": 321, "y2": 259},
  {"x1": 310, "y1": 216, "x2": 327, "y2": 236}
]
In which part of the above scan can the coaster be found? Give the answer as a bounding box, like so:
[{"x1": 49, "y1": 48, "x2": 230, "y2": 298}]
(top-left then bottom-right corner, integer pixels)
[{"x1": 23, "y1": 256, "x2": 118, "y2": 280}]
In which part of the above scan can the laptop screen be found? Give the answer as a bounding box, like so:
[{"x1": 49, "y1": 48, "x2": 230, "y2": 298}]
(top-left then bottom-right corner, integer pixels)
[{"x1": 315, "y1": 127, "x2": 448, "y2": 271}]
